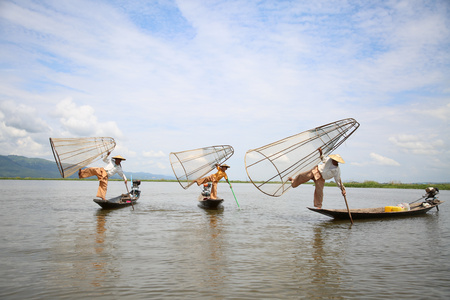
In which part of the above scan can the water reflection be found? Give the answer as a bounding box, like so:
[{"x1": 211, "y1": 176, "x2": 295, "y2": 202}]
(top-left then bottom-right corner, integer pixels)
[
  {"x1": 91, "y1": 210, "x2": 111, "y2": 287},
  {"x1": 292, "y1": 222, "x2": 350, "y2": 299},
  {"x1": 199, "y1": 209, "x2": 227, "y2": 289},
  {"x1": 47, "y1": 209, "x2": 118, "y2": 292},
  {"x1": 95, "y1": 210, "x2": 108, "y2": 254},
  {"x1": 2, "y1": 181, "x2": 448, "y2": 299}
]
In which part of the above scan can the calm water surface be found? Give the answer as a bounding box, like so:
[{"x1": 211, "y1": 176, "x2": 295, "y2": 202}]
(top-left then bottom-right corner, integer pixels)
[{"x1": 0, "y1": 180, "x2": 449, "y2": 299}]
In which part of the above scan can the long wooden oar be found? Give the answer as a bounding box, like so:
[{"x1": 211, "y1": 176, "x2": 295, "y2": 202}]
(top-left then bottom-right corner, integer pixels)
[
  {"x1": 125, "y1": 180, "x2": 134, "y2": 210},
  {"x1": 227, "y1": 179, "x2": 240, "y2": 208},
  {"x1": 340, "y1": 180, "x2": 353, "y2": 224},
  {"x1": 409, "y1": 195, "x2": 425, "y2": 205}
]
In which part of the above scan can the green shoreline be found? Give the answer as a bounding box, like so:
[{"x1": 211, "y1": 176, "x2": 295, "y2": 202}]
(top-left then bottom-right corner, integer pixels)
[{"x1": 1, "y1": 177, "x2": 449, "y2": 190}]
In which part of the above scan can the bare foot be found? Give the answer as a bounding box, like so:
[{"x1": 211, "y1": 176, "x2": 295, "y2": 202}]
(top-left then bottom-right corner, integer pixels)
[{"x1": 287, "y1": 177, "x2": 293, "y2": 182}]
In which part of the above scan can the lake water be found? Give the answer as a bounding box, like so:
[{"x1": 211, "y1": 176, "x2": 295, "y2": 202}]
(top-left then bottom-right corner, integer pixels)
[{"x1": 0, "y1": 180, "x2": 449, "y2": 299}]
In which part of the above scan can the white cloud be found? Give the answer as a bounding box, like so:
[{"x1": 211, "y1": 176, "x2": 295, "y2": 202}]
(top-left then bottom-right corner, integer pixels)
[
  {"x1": 389, "y1": 135, "x2": 444, "y2": 155},
  {"x1": 0, "y1": 101, "x2": 49, "y2": 156},
  {"x1": 0, "y1": 101, "x2": 49, "y2": 133},
  {"x1": 143, "y1": 150, "x2": 166, "y2": 158},
  {"x1": 369, "y1": 153, "x2": 400, "y2": 166},
  {"x1": 0, "y1": 121, "x2": 45, "y2": 155},
  {"x1": 15, "y1": 136, "x2": 44, "y2": 154},
  {"x1": 0, "y1": 0, "x2": 449, "y2": 182},
  {"x1": 52, "y1": 98, "x2": 123, "y2": 138},
  {"x1": 350, "y1": 152, "x2": 400, "y2": 167},
  {"x1": 53, "y1": 98, "x2": 96, "y2": 136},
  {"x1": 417, "y1": 102, "x2": 450, "y2": 121},
  {"x1": 0, "y1": 121, "x2": 27, "y2": 139},
  {"x1": 156, "y1": 162, "x2": 167, "y2": 170}
]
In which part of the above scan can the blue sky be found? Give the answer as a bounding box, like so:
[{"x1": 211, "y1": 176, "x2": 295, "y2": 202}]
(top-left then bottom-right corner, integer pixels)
[{"x1": 0, "y1": 0, "x2": 449, "y2": 183}]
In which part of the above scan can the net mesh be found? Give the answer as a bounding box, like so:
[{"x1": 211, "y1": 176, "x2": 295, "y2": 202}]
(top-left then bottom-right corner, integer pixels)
[
  {"x1": 170, "y1": 145, "x2": 234, "y2": 189},
  {"x1": 245, "y1": 118, "x2": 360, "y2": 197},
  {"x1": 49, "y1": 137, "x2": 116, "y2": 178}
]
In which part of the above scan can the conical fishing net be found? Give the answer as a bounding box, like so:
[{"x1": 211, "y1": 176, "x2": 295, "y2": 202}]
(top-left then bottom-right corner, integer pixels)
[
  {"x1": 170, "y1": 145, "x2": 234, "y2": 189},
  {"x1": 49, "y1": 137, "x2": 116, "y2": 178},
  {"x1": 245, "y1": 118, "x2": 359, "y2": 197}
]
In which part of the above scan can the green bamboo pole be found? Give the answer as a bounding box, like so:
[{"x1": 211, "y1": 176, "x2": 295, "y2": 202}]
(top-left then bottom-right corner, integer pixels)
[{"x1": 227, "y1": 179, "x2": 240, "y2": 208}]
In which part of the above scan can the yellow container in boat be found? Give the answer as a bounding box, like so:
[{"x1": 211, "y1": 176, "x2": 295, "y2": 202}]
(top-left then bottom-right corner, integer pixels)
[
  {"x1": 385, "y1": 206, "x2": 404, "y2": 212},
  {"x1": 391, "y1": 206, "x2": 404, "y2": 212}
]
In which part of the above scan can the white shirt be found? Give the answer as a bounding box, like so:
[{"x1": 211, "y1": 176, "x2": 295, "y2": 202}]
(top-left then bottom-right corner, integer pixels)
[
  {"x1": 103, "y1": 156, "x2": 127, "y2": 181},
  {"x1": 318, "y1": 156, "x2": 343, "y2": 189}
]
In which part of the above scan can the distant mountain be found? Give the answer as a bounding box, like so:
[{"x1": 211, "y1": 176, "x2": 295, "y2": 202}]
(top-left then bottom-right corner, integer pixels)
[
  {"x1": 0, "y1": 155, "x2": 64, "y2": 178},
  {"x1": 121, "y1": 171, "x2": 174, "y2": 180},
  {"x1": 0, "y1": 155, "x2": 175, "y2": 180}
]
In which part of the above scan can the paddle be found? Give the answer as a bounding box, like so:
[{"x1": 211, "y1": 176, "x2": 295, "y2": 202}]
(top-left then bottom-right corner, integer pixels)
[
  {"x1": 409, "y1": 195, "x2": 425, "y2": 205},
  {"x1": 340, "y1": 179, "x2": 353, "y2": 224},
  {"x1": 227, "y1": 179, "x2": 240, "y2": 208},
  {"x1": 125, "y1": 179, "x2": 134, "y2": 210}
]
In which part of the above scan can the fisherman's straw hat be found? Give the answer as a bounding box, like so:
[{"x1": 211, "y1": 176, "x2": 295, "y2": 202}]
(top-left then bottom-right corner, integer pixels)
[
  {"x1": 329, "y1": 154, "x2": 345, "y2": 164},
  {"x1": 220, "y1": 164, "x2": 230, "y2": 168},
  {"x1": 112, "y1": 155, "x2": 126, "y2": 161}
]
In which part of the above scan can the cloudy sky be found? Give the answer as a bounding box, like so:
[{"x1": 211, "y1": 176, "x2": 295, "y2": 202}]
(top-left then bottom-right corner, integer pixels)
[{"x1": 1, "y1": 0, "x2": 449, "y2": 183}]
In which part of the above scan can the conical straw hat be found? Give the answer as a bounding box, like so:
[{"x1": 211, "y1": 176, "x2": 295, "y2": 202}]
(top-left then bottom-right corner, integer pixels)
[
  {"x1": 112, "y1": 155, "x2": 126, "y2": 161},
  {"x1": 328, "y1": 154, "x2": 344, "y2": 163}
]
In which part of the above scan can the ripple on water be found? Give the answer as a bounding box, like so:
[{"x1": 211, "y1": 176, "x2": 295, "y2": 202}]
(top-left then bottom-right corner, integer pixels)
[{"x1": 0, "y1": 181, "x2": 449, "y2": 299}]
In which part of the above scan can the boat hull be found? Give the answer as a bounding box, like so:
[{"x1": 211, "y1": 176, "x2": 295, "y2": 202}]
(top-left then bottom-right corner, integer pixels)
[
  {"x1": 308, "y1": 201, "x2": 443, "y2": 220},
  {"x1": 94, "y1": 194, "x2": 138, "y2": 209},
  {"x1": 198, "y1": 198, "x2": 224, "y2": 209}
]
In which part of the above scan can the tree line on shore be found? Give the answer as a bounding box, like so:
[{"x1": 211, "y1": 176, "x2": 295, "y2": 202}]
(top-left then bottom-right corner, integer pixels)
[{"x1": 1, "y1": 177, "x2": 448, "y2": 190}]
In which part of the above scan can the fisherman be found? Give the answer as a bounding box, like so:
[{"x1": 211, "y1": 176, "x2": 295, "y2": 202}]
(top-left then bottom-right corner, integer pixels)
[
  {"x1": 195, "y1": 163, "x2": 231, "y2": 199},
  {"x1": 287, "y1": 147, "x2": 346, "y2": 209},
  {"x1": 78, "y1": 152, "x2": 127, "y2": 200}
]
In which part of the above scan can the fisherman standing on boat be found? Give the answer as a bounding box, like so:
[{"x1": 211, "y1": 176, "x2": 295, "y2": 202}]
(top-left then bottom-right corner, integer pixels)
[
  {"x1": 78, "y1": 152, "x2": 127, "y2": 200},
  {"x1": 288, "y1": 147, "x2": 345, "y2": 209},
  {"x1": 195, "y1": 163, "x2": 231, "y2": 199}
]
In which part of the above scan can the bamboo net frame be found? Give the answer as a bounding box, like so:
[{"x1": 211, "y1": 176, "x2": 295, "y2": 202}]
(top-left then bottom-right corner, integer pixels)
[
  {"x1": 245, "y1": 118, "x2": 360, "y2": 197},
  {"x1": 49, "y1": 137, "x2": 116, "y2": 178},
  {"x1": 169, "y1": 145, "x2": 234, "y2": 190}
]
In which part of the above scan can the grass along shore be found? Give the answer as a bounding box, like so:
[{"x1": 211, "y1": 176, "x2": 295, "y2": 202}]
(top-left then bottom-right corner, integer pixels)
[
  {"x1": 337, "y1": 181, "x2": 449, "y2": 190},
  {"x1": 1, "y1": 177, "x2": 449, "y2": 190}
]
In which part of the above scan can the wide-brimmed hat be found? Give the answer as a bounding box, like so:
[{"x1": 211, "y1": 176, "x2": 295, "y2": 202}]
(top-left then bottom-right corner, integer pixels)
[
  {"x1": 112, "y1": 155, "x2": 126, "y2": 161},
  {"x1": 329, "y1": 154, "x2": 344, "y2": 164},
  {"x1": 220, "y1": 164, "x2": 230, "y2": 168}
]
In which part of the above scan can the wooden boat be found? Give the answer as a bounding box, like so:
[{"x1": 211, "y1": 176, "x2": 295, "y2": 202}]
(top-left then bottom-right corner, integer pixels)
[
  {"x1": 195, "y1": 181, "x2": 238, "y2": 209},
  {"x1": 94, "y1": 180, "x2": 141, "y2": 209},
  {"x1": 308, "y1": 200, "x2": 443, "y2": 220},
  {"x1": 197, "y1": 182, "x2": 224, "y2": 209},
  {"x1": 198, "y1": 198, "x2": 224, "y2": 210}
]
